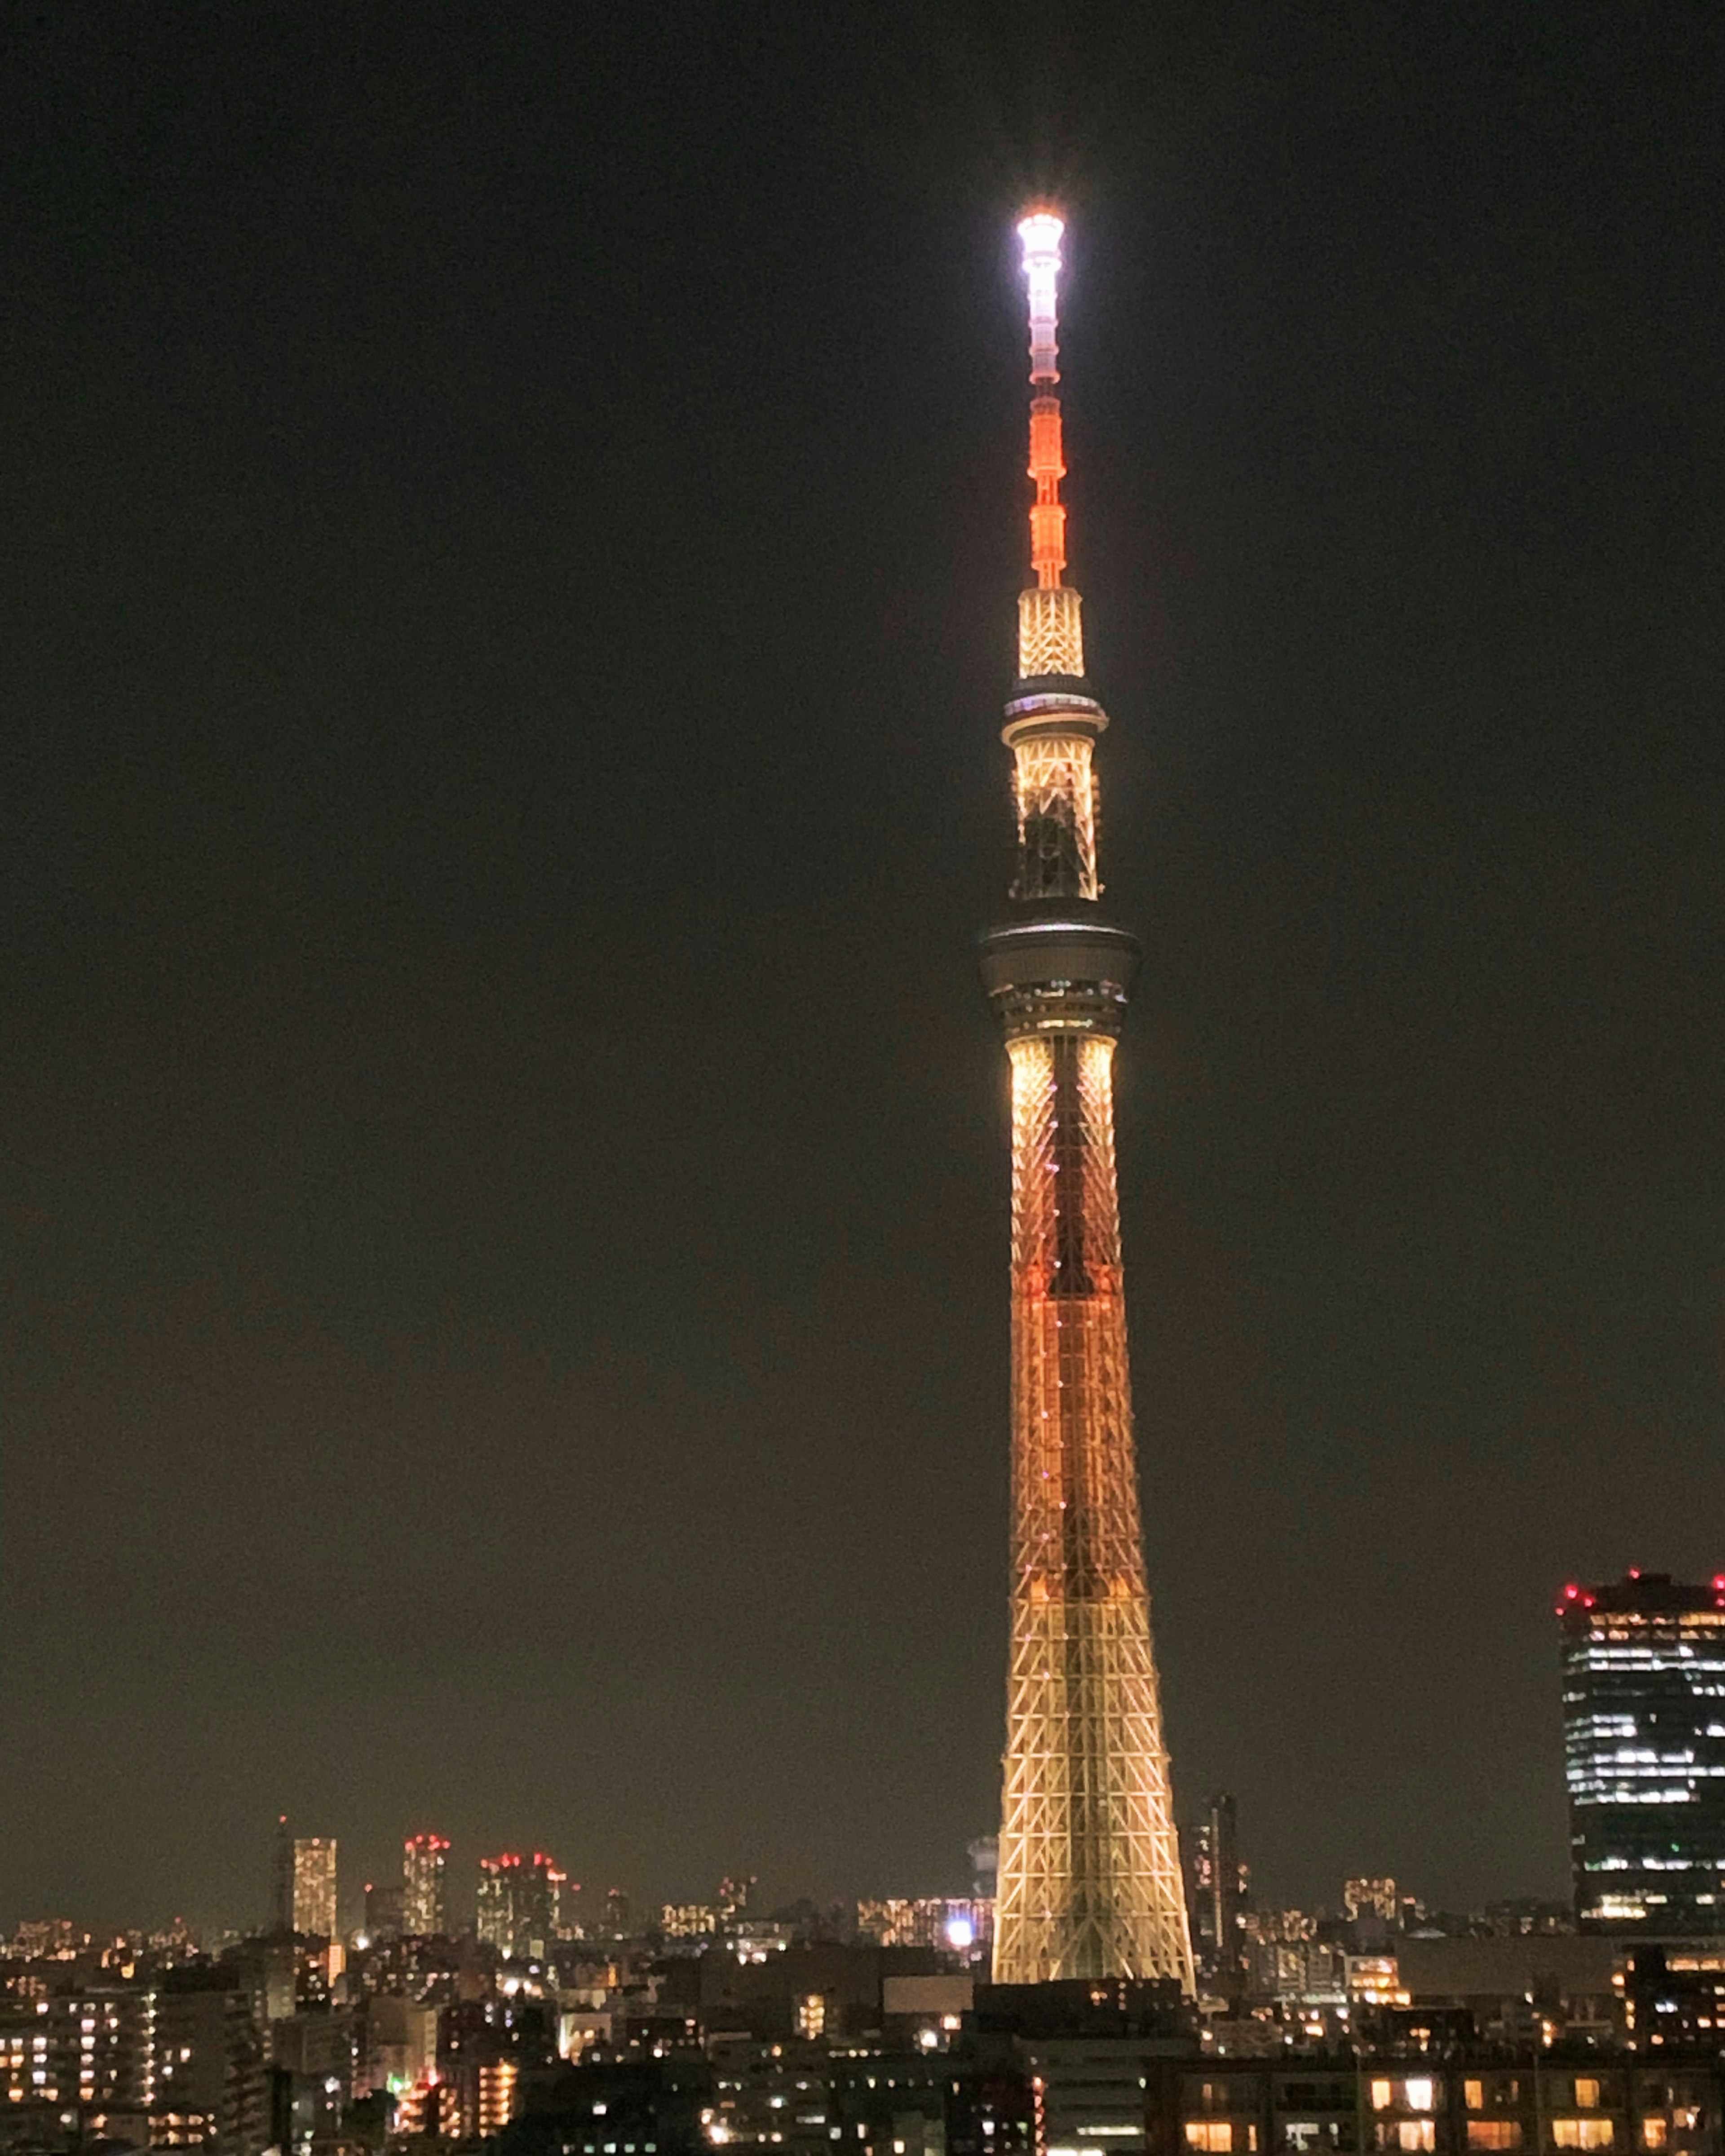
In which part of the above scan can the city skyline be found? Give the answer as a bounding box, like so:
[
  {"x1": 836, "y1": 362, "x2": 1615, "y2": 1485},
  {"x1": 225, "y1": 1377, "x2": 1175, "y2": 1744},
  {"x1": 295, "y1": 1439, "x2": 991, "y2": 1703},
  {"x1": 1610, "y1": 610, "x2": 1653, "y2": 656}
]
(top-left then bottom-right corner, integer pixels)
[{"x1": 6, "y1": 3, "x2": 1724, "y2": 1933}]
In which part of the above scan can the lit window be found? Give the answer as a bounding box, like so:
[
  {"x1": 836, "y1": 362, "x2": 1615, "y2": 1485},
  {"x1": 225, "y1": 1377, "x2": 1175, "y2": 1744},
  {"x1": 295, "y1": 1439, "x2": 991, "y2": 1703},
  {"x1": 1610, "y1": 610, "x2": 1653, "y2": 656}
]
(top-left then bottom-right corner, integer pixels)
[
  {"x1": 1641, "y1": 2125, "x2": 1666, "y2": 2150},
  {"x1": 1467, "y1": 2128, "x2": 1521, "y2": 2150},
  {"x1": 1371, "y1": 2087, "x2": 1393, "y2": 2114},
  {"x1": 1399, "y1": 2129, "x2": 1435, "y2": 2153},
  {"x1": 1466, "y1": 2088, "x2": 1484, "y2": 2115},
  {"x1": 1185, "y1": 2126, "x2": 1233, "y2": 2152},
  {"x1": 1552, "y1": 2127, "x2": 1614, "y2": 2150},
  {"x1": 1575, "y1": 2086, "x2": 1601, "y2": 2113}
]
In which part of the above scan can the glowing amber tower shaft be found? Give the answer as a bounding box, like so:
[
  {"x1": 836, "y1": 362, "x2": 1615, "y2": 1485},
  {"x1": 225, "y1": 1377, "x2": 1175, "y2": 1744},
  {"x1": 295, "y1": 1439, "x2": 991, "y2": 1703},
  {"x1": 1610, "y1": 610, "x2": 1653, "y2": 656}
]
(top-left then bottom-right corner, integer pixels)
[{"x1": 980, "y1": 215, "x2": 1194, "y2": 1989}]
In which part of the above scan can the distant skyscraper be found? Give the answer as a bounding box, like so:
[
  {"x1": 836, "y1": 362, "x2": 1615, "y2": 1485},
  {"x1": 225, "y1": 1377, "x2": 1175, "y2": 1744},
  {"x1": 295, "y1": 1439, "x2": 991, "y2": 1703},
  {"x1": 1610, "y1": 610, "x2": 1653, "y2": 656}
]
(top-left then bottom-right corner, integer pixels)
[
  {"x1": 364, "y1": 1881, "x2": 404, "y2": 1941},
  {"x1": 271, "y1": 1815, "x2": 293, "y2": 1933},
  {"x1": 1560, "y1": 1570, "x2": 1725, "y2": 1934},
  {"x1": 476, "y1": 1853, "x2": 522, "y2": 1954},
  {"x1": 520, "y1": 1853, "x2": 563, "y2": 1954},
  {"x1": 717, "y1": 1874, "x2": 756, "y2": 1930},
  {"x1": 402, "y1": 1833, "x2": 450, "y2": 1935},
  {"x1": 982, "y1": 212, "x2": 1194, "y2": 1989},
  {"x1": 1185, "y1": 1795, "x2": 1249, "y2": 1985},
  {"x1": 476, "y1": 1851, "x2": 562, "y2": 1958},
  {"x1": 292, "y1": 1838, "x2": 338, "y2": 1939},
  {"x1": 1342, "y1": 1876, "x2": 1398, "y2": 1925}
]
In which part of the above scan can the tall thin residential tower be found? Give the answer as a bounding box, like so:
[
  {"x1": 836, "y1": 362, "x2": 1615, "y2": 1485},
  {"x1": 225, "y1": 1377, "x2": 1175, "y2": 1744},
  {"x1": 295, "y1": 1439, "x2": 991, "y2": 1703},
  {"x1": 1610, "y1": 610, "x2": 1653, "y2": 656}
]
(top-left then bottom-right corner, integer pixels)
[{"x1": 981, "y1": 214, "x2": 1194, "y2": 1989}]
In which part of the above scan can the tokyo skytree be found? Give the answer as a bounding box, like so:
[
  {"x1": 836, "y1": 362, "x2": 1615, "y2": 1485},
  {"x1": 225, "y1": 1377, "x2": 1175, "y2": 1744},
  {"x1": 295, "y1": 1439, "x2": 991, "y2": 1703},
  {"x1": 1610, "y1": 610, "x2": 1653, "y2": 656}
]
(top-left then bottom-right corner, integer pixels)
[{"x1": 980, "y1": 213, "x2": 1195, "y2": 1990}]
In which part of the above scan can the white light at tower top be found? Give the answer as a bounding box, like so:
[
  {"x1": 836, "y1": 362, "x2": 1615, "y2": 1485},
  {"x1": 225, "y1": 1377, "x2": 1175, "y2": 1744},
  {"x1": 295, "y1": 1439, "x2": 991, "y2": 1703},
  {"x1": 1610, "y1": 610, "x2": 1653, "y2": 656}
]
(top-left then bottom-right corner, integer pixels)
[{"x1": 1017, "y1": 210, "x2": 1064, "y2": 382}]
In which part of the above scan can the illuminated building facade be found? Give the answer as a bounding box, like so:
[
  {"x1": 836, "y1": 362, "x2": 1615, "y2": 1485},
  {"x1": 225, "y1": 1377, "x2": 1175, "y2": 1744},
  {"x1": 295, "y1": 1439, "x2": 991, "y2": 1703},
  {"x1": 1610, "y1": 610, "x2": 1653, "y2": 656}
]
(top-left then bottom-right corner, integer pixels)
[
  {"x1": 478, "y1": 2059, "x2": 518, "y2": 2133},
  {"x1": 981, "y1": 212, "x2": 1193, "y2": 1990},
  {"x1": 1560, "y1": 1572, "x2": 1725, "y2": 1934},
  {"x1": 1620, "y1": 1944, "x2": 1725, "y2": 2050},
  {"x1": 1144, "y1": 2058, "x2": 1725, "y2": 2156},
  {"x1": 402, "y1": 1833, "x2": 451, "y2": 1936},
  {"x1": 478, "y1": 1851, "x2": 563, "y2": 1957},
  {"x1": 271, "y1": 1816, "x2": 292, "y2": 1933},
  {"x1": 717, "y1": 1876, "x2": 757, "y2": 1929},
  {"x1": 854, "y1": 1898, "x2": 994, "y2": 1952},
  {"x1": 1185, "y1": 1796, "x2": 1249, "y2": 1989},
  {"x1": 1343, "y1": 1877, "x2": 1400, "y2": 1926},
  {"x1": 0, "y1": 1991, "x2": 156, "y2": 2107},
  {"x1": 292, "y1": 1838, "x2": 338, "y2": 1940},
  {"x1": 662, "y1": 1904, "x2": 719, "y2": 1939},
  {"x1": 363, "y1": 1880, "x2": 404, "y2": 1940},
  {"x1": 477, "y1": 1853, "x2": 523, "y2": 1954}
]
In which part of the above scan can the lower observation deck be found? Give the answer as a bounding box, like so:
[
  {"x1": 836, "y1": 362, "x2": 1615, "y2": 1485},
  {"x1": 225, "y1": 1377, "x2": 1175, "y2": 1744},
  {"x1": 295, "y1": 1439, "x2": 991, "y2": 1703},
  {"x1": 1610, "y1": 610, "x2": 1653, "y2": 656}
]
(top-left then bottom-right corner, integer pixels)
[{"x1": 979, "y1": 902, "x2": 1141, "y2": 1040}]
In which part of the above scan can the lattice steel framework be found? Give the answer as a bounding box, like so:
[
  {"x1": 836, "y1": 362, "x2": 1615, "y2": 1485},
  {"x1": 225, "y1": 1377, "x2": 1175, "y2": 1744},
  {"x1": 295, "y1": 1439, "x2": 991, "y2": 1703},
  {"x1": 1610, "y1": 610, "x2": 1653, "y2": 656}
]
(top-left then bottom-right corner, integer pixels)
[{"x1": 981, "y1": 214, "x2": 1194, "y2": 1991}]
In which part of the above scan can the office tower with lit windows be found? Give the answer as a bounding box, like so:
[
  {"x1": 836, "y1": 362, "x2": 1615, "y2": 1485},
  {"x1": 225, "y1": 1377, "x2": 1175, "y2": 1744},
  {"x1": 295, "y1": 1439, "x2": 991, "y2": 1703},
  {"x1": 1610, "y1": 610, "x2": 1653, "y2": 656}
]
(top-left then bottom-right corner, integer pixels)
[
  {"x1": 520, "y1": 1852, "x2": 564, "y2": 1954},
  {"x1": 980, "y1": 214, "x2": 1194, "y2": 1991},
  {"x1": 476, "y1": 1853, "x2": 522, "y2": 1954},
  {"x1": 717, "y1": 1874, "x2": 757, "y2": 1930},
  {"x1": 292, "y1": 1838, "x2": 338, "y2": 1939},
  {"x1": 477, "y1": 1851, "x2": 563, "y2": 1958},
  {"x1": 1185, "y1": 1795, "x2": 1249, "y2": 1987},
  {"x1": 1342, "y1": 1877, "x2": 1399, "y2": 1925},
  {"x1": 402, "y1": 1833, "x2": 451, "y2": 1935},
  {"x1": 272, "y1": 1814, "x2": 293, "y2": 1932},
  {"x1": 364, "y1": 1881, "x2": 404, "y2": 1940},
  {"x1": 0, "y1": 1992, "x2": 156, "y2": 2108},
  {"x1": 1560, "y1": 1571, "x2": 1725, "y2": 1934}
]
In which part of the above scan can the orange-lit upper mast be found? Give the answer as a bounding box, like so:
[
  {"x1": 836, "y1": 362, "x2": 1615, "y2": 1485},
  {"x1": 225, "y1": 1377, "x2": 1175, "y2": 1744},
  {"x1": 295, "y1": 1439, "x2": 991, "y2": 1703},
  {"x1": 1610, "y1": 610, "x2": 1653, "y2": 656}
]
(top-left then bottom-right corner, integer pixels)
[
  {"x1": 1012, "y1": 212, "x2": 1086, "y2": 690},
  {"x1": 1018, "y1": 211, "x2": 1068, "y2": 589}
]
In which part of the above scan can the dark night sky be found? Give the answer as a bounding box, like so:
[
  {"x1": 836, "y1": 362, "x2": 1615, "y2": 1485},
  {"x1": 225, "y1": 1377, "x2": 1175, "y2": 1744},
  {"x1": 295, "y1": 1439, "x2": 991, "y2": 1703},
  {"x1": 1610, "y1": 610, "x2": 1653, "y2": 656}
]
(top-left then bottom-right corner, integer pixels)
[{"x1": 4, "y1": 0, "x2": 1722, "y2": 1934}]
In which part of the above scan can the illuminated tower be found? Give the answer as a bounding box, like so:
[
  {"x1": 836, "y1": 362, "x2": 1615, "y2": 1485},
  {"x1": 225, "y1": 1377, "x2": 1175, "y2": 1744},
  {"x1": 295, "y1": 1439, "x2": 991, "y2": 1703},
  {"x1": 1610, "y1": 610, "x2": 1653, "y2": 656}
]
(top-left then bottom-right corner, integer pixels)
[
  {"x1": 982, "y1": 213, "x2": 1194, "y2": 1989},
  {"x1": 402, "y1": 1833, "x2": 450, "y2": 1936},
  {"x1": 292, "y1": 1836, "x2": 339, "y2": 1939}
]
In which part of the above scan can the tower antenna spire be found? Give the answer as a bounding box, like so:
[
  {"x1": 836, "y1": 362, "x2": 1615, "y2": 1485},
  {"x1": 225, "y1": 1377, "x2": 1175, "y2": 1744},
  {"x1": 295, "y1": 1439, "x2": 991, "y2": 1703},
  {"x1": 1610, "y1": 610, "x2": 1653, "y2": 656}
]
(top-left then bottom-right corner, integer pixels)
[
  {"x1": 980, "y1": 211, "x2": 1195, "y2": 1992},
  {"x1": 1013, "y1": 214, "x2": 1086, "y2": 691},
  {"x1": 1017, "y1": 212, "x2": 1067, "y2": 590}
]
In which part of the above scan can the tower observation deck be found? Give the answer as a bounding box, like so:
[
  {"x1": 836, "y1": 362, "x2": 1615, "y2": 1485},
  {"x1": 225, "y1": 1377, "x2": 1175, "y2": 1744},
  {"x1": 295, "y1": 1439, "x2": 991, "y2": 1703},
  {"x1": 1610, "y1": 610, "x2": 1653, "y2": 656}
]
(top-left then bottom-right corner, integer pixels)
[{"x1": 980, "y1": 214, "x2": 1195, "y2": 1990}]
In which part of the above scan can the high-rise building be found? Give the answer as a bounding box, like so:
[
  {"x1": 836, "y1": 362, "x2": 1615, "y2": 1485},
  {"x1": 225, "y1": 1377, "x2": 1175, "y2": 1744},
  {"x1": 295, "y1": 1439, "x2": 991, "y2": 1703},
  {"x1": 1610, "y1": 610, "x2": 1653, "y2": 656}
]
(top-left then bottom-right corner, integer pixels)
[
  {"x1": 981, "y1": 213, "x2": 1194, "y2": 1990},
  {"x1": 519, "y1": 1852, "x2": 563, "y2": 1955},
  {"x1": 272, "y1": 1815, "x2": 293, "y2": 1933},
  {"x1": 155, "y1": 1977, "x2": 269, "y2": 2149},
  {"x1": 717, "y1": 1875, "x2": 757, "y2": 1930},
  {"x1": 292, "y1": 1838, "x2": 338, "y2": 1940},
  {"x1": 1185, "y1": 1794, "x2": 1250, "y2": 1986},
  {"x1": 0, "y1": 1991, "x2": 157, "y2": 2107},
  {"x1": 363, "y1": 1881, "x2": 404, "y2": 1941},
  {"x1": 1342, "y1": 1877, "x2": 1398, "y2": 1925},
  {"x1": 477, "y1": 1852, "x2": 522, "y2": 1954},
  {"x1": 402, "y1": 1833, "x2": 450, "y2": 1936},
  {"x1": 1560, "y1": 1570, "x2": 1725, "y2": 1934},
  {"x1": 478, "y1": 1851, "x2": 563, "y2": 1958}
]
